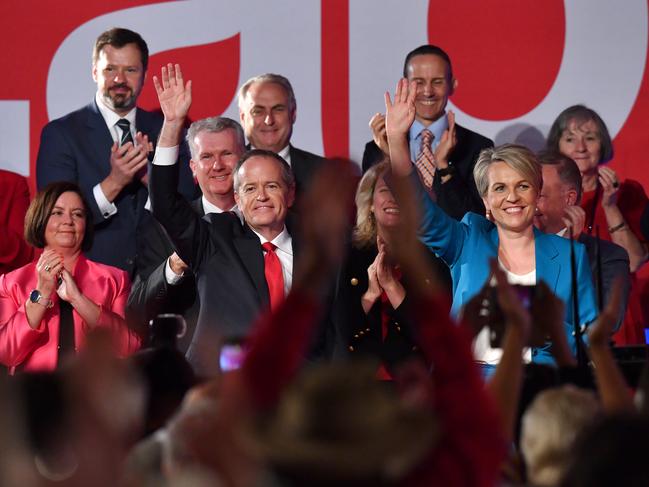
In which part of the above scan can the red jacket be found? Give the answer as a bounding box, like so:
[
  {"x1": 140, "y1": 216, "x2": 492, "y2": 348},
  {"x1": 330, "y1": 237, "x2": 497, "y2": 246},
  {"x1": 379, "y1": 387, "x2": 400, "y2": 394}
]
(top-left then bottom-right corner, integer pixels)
[{"x1": 0, "y1": 254, "x2": 141, "y2": 373}]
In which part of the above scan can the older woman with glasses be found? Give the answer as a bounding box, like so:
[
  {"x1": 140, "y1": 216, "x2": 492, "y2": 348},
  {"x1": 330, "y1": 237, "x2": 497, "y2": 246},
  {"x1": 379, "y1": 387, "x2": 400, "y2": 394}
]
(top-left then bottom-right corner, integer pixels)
[{"x1": 0, "y1": 182, "x2": 141, "y2": 373}]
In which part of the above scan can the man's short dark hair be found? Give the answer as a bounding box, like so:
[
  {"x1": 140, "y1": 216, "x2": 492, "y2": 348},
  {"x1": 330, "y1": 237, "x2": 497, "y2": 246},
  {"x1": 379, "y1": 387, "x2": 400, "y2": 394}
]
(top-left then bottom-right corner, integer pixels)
[
  {"x1": 93, "y1": 27, "x2": 149, "y2": 71},
  {"x1": 538, "y1": 151, "x2": 584, "y2": 204},
  {"x1": 233, "y1": 149, "x2": 295, "y2": 192},
  {"x1": 25, "y1": 181, "x2": 94, "y2": 251},
  {"x1": 403, "y1": 45, "x2": 453, "y2": 79}
]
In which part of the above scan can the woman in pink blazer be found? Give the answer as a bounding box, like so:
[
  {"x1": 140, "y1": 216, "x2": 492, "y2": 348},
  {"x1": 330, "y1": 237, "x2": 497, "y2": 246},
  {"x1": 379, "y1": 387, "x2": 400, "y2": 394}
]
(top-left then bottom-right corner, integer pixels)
[{"x1": 0, "y1": 182, "x2": 141, "y2": 373}]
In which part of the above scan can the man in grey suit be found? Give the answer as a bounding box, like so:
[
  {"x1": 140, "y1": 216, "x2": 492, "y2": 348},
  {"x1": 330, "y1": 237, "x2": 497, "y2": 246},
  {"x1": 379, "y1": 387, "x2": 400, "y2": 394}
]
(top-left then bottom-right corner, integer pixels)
[
  {"x1": 238, "y1": 73, "x2": 325, "y2": 198},
  {"x1": 535, "y1": 152, "x2": 631, "y2": 330}
]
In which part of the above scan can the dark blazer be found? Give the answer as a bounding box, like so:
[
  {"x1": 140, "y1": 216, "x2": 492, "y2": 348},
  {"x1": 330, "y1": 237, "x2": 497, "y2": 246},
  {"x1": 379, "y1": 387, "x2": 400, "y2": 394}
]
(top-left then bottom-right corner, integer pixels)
[
  {"x1": 35, "y1": 101, "x2": 196, "y2": 274},
  {"x1": 331, "y1": 244, "x2": 452, "y2": 368},
  {"x1": 126, "y1": 199, "x2": 204, "y2": 352},
  {"x1": 289, "y1": 145, "x2": 326, "y2": 197},
  {"x1": 362, "y1": 123, "x2": 493, "y2": 220},
  {"x1": 579, "y1": 233, "x2": 631, "y2": 331},
  {"x1": 149, "y1": 162, "x2": 331, "y2": 376}
]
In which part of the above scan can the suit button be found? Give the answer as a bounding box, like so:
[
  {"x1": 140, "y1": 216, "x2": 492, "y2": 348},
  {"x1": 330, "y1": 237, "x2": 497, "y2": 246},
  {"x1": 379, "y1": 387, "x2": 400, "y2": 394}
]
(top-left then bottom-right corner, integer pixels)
[
  {"x1": 127, "y1": 258, "x2": 134, "y2": 266},
  {"x1": 103, "y1": 212, "x2": 110, "y2": 218},
  {"x1": 350, "y1": 278, "x2": 359, "y2": 286},
  {"x1": 348, "y1": 346, "x2": 354, "y2": 352}
]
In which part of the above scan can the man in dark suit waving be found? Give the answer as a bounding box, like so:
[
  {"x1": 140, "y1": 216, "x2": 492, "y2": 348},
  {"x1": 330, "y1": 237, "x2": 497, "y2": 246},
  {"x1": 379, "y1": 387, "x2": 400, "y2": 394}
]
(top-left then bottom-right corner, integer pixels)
[
  {"x1": 150, "y1": 64, "x2": 322, "y2": 376},
  {"x1": 238, "y1": 73, "x2": 325, "y2": 198},
  {"x1": 36, "y1": 28, "x2": 195, "y2": 273},
  {"x1": 363, "y1": 45, "x2": 493, "y2": 220}
]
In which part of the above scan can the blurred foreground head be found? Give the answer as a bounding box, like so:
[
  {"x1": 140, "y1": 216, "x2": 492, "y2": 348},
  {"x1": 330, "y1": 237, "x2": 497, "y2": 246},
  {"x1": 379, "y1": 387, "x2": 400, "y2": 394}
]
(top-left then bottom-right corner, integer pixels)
[{"x1": 250, "y1": 361, "x2": 437, "y2": 487}]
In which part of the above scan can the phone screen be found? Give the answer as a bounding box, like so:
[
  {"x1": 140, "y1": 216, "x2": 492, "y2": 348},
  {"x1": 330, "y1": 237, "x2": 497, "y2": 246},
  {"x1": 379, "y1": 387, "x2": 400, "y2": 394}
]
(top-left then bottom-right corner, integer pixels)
[{"x1": 219, "y1": 343, "x2": 247, "y2": 372}]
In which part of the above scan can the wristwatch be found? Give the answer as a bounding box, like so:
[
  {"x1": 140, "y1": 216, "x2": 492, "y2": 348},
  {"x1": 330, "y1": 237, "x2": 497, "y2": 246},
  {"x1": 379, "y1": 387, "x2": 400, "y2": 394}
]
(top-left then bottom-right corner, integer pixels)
[{"x1": 29, "y1": 289, "x2": 53, "y2": 309}]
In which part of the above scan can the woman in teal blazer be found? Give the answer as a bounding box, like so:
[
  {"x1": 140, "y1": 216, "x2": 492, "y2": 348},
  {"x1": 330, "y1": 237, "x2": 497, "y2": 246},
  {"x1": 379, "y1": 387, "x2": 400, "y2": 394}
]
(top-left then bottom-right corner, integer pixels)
[{"x1": 385, "y1": 79, "x2": 597, "y2": 365}]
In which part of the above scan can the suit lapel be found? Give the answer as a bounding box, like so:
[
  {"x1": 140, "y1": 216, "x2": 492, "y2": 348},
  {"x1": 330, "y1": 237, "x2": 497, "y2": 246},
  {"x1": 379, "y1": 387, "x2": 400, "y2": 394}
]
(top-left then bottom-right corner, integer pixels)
[
  {"x1": 535, "y1": 229, "x2": 561, "y2": 291},
  {"x1": 85, "y1": 102, "x2": 114, "y2": 174},
  {"x1": 233, "y1": 223, "x2": 270, "y2": 307}
]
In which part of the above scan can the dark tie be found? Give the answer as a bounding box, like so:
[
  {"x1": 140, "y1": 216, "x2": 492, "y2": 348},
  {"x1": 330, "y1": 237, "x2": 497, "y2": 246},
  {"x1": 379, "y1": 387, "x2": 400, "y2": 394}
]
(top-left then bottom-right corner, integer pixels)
[
  {"x1": 58, "y1": 300, "x2": 75, "y2": 365},
  {"x1": 262, "y1": 242, "x2": 285, "y2": 311},
  {"x1": 414, "y1": 129, "x2": 436, "y2": 193},
  {"x1": 116, "y1": 118, "x2": 134, "y2": 146}
]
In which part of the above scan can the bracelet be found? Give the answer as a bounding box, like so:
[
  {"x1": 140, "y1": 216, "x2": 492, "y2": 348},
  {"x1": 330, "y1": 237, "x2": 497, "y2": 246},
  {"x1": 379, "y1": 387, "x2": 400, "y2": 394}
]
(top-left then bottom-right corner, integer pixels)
[{"x1": 608, "y1": 221, "x2": 626, "y2": 234}]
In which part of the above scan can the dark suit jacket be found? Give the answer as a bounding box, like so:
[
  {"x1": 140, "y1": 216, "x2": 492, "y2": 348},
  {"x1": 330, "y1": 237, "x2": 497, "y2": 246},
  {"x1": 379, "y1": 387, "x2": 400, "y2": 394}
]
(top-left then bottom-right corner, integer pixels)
[
  {"x1": 579, "y1": 233, "x2": 631, "y2": 331},
  {"x1": 35, "y1": 101, "x2": 196, "y2": 274},
  {"x1": 330, "y1": 244, "x2": 452, "y2": 368},
  {"x1": 362, "y1": 123, "x2": 493, "y2": 220},
  {"x1": 150, "y1": 162, "x2": 330, "y2": 376},
  {"x1": 288, "y1": 145, "x2": 326, "y2": 197},
  {"x1": 127, "y1": 199, "x2": 204, "y2": 352}
]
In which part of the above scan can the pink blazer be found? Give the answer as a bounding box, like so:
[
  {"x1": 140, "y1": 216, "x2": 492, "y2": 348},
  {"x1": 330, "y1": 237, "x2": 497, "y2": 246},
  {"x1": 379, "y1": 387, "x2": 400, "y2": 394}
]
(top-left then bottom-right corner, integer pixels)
[{"x1": 0, "y1": 254, "x2": 141, "y2": 373}]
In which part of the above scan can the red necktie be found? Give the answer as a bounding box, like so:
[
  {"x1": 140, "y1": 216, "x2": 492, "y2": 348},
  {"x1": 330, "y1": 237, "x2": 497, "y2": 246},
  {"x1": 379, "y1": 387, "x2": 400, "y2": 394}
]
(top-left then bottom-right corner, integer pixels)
[
  {"x1": 262, "y1": 242, "x2": 285, "y2": 311},
  {"x1": 414, "y1": 129, "x2": 436, "y2": 193}
]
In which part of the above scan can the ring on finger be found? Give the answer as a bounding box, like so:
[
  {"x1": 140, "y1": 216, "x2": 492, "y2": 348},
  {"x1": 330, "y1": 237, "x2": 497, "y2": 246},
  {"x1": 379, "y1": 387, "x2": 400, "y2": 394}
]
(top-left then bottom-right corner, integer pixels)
[
  {"x1": 44, "y1": 264, "x2": 51, "y2": 272},
  {"x1": 612, "y1": 180, "x2": 620, "y2": 189}
]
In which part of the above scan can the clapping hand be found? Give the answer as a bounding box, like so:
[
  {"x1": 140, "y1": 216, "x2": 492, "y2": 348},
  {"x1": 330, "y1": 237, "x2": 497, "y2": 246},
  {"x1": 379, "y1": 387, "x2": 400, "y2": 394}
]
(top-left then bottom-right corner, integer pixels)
[
  {"x1": 369, "y1": 113, "x2": 389, "y2": 156},
  {"x1": 434, "y1": 110, "x2": 458, "y2": 168}
]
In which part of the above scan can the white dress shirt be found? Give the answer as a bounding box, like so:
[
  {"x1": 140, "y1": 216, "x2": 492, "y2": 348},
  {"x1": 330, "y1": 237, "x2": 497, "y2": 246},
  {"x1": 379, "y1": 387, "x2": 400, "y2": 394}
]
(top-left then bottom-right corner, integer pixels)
[{"x1": 92, "y1": 92, "x2": 138, "y2": 219}]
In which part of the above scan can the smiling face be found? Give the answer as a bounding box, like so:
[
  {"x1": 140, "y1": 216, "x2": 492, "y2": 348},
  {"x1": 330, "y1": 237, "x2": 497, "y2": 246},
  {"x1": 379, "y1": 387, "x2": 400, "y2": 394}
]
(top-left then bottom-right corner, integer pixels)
[
  {"x1": 483, "y1": 161, "x2": 538, "y2": 233},
  {"x1": 558, "y1": 118, "x2": 602, "y2": 177},
  {"x1": 92, "y1": 43, "x2": 145, "y2": 116},
  {"x1": 44, "y1": 191, "x2": 87, "y2": 252},
  {"x1": 234, "y1": 155, "x2": 295, "y2": 240},
  {"x1": 189, "y1": 129, "x2": 242, "y2": 208},
  {"x1": 239, "y1": 81, "x2": 296, "y2": 153},
  {"x1": 371, "y1": 175, "x2": 400, "y2": 231},
  {"x1": 406, "y1": 53, "x2": 457, "y2": 125}
]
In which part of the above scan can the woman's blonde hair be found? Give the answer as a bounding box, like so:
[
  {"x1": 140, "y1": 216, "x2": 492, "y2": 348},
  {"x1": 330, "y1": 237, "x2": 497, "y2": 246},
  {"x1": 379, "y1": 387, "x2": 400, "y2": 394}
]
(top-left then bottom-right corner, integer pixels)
[
  {"x1": 352, "y1": 161, "x2": 390, "y2": 248},
  {"x1": 473, "y1": 143, "x2": 542, "y2": 197}
]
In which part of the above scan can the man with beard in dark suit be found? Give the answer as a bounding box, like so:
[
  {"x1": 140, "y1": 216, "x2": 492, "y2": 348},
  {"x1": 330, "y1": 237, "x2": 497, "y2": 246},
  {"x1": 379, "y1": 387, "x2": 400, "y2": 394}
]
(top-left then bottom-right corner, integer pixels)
[
  {"x1": 535, "y1": 152, "x2": 631, "y2": 330},
  {"x1": 363, "y1": 45, "x2": 493, "y2": 220},
  {"x1": 238, "y1": 73, "x2": 325, "y2": 199},
  {"x1": 36, "y1": 28, "x2": 195, "y2": 274},
  {"x1": 127, "y1": 117, "x2": 245, "y2": 351}
]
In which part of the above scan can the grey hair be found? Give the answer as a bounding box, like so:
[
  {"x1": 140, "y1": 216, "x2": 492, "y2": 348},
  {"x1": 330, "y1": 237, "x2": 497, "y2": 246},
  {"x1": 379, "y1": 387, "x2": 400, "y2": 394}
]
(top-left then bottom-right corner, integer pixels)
[
  {"x1": 185, "y1": 116, "x2": 245, "y2": 160},
  {"x1": 233, "y1": 149, "x2": 295, "y2": 193},
  {"x1": 237, "y1": 73, "x2": 297, "y2": 113}
]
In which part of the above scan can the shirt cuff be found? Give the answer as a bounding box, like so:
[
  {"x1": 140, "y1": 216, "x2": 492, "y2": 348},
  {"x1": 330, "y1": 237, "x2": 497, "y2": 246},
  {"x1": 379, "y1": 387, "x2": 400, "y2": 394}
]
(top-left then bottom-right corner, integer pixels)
[
  {"x1": 93, "y1": 184, "x2": 117, "y2": 219},
  {"x1": 165, "y1": 257, "x2": 184, "y2": 285},
  {"x1": 153, "y1": 145, "x2": 179, "y2": 166}
]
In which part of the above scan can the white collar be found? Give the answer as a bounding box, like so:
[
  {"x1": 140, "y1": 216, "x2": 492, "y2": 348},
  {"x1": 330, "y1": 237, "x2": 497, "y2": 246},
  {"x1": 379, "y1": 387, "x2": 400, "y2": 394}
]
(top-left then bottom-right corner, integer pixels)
[
  {"x1": 95, "y1": 91, "x2": 137, "y2": 129},
  {"x1": 251, "y1": 226, "x2": 292, "y2": 255}
]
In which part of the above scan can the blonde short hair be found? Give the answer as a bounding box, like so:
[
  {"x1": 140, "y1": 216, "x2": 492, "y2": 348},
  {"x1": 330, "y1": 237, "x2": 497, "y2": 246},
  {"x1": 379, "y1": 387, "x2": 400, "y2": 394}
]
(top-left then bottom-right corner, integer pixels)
[
  {"x1": 521, "y1": 385, "x2": 600, "y2": 486},
  {"x1": 352, "y1": 161, "x2": 390, "y2": 248},
  {"x1": 473, "y1": 144, "x2": 542, "y2": 197}
]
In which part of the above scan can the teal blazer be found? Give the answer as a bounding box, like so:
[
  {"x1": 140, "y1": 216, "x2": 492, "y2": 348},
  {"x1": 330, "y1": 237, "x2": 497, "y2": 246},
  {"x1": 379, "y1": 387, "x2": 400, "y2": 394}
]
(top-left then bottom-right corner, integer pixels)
[{"x1": 415, "y1": 178, "x2": 598, "y2": 364}]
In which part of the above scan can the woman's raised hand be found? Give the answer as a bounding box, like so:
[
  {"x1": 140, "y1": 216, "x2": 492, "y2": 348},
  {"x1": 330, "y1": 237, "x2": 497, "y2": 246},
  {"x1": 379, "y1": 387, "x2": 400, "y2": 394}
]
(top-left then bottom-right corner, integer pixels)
[{"x1": 385, "y1": 78, "x2": 417, "y2": 138}]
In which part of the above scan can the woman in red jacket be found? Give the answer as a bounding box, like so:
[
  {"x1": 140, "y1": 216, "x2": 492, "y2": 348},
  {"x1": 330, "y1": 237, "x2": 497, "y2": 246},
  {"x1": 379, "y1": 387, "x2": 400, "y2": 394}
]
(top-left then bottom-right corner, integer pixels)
[{"x1": 0, "y1": 181, "x2": 140, "y2": 373}]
